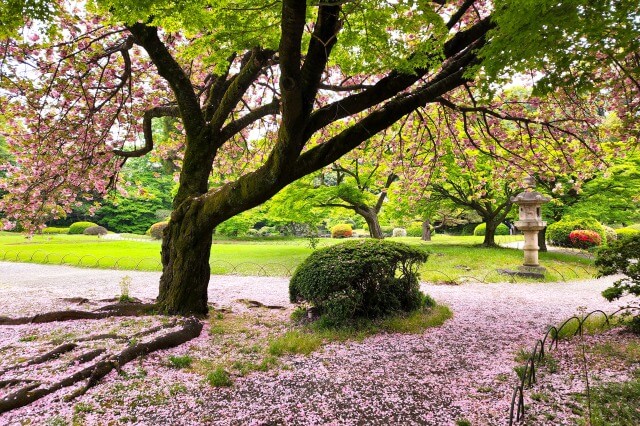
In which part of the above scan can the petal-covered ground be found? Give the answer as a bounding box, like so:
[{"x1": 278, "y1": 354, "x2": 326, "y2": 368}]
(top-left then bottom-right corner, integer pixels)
[{"x1": 0, "y1": 262, "x2": 632, "y2": 425}]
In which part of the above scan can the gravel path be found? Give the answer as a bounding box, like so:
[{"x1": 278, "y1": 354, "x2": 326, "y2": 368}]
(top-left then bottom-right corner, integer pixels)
[{"x1": 0, "y1": 262, "x2": 629, "y2": 425}]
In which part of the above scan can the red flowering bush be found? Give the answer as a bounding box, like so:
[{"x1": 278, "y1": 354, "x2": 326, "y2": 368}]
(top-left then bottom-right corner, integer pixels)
[{"x1": 569, "y1": 229, "x2": 602, "y2": 249}]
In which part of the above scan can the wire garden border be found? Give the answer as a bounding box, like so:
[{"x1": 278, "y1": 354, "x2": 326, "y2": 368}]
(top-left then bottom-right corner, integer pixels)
[
  {"x1": 508, "y1": 305, "x2": 640, "y2": 425},
  {"x1": 0, "y1": 246, "x2": 595, "y2": 281}
]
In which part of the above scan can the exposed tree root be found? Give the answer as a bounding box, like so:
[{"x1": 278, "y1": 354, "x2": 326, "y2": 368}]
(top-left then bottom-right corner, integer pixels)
[
  {"x1": 0, "y1": 317, "x2": 203, "y2": 414},
  {"x1": 74, "y1": 348, "x2": 106, "y2": 364},
  {"x1": 0, "y1": 302, "x2": 157, "y2": 325},
  {"x1": 0, "y1": 343, "x2": 77, "y2": 375},
  {"x1": 236, "y1": 299, "x2": 285, "y2": 310}
]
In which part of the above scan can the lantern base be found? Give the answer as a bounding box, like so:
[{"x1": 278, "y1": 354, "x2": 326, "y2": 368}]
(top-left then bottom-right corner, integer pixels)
[{"x1": 497, "y1": 265, "x2": 546, "y2": 279}]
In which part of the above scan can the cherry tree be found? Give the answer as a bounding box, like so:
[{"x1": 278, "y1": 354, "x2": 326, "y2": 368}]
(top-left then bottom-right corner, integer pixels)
[
  {"x1": 0, "y1": 1, "x2": 498, "y2": 315},
  {"x1": 0, "y1": 0, "x2": 635, "y2": 315}
]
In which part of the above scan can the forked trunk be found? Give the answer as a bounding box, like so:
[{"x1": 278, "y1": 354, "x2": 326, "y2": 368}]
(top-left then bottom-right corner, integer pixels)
[{"x1": 157, "y1": 200, "x2": 215, "y2": 316}]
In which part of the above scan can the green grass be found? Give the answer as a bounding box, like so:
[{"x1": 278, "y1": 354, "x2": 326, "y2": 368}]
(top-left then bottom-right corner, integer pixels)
[
  {"x1": 167, "y1": 355, "x2": 193, "y2": 369},
  {"x1": 0, "y1": 232, "x2": 595, "y2": 281},
  {"x1": 551, "y1": 313, "x2": 611, "y2": 341},
  {"x1": 205, "y1": 367, "x2": 232, "y2": 387},
  {"x1": 267, "y1": 331, "x2": 324, "y2": 356},
  {"x1": 576, "y1": 374, "x2": 640, "y2": 426}
]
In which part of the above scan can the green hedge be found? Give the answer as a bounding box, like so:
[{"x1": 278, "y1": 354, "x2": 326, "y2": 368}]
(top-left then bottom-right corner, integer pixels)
[
  {"x1": 289, "y1": 240, "x2": 430, "y2": 325},
  {"x1": 42, "y1": 227, "x2": 69, "y2": 234},
  {"x1": 615, "y1": 227, "x2": 640, "y2": 240},
  {"x1": 547, "y1": 217, "x2": 606, "y2": 247},
  {"x1": 473, "y1": 223, "x2": 509, "y2": 236},
  {"x1": 68, "y1": 221, "x2": 98, "y2": 235}
]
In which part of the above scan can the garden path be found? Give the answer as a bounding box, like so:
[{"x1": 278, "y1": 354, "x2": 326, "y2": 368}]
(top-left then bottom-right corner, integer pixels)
[{"x1": 0, "y1": 262, "x2": 626, "y2": 425}]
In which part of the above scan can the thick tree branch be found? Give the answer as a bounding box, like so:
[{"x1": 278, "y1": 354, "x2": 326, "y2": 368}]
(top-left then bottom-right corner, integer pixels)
[
  {"x1": 113, "y1": 106, "x2": 180, "y2": 158},
  {"x1": 209, "y1": 48, "x2": 276, "y2": 132},
  {"x1": 300, "y1": 2, "x2": 342, "y2": 112},
  {"x1": 304, "y1": 17, "x2": 493, "y2": 137},
  {"x1": 126, "y1": 23, "x2": 204, "y2": 136},
  {"x1": 220, "y1": 99, "x2": 281, "y2": 141}
]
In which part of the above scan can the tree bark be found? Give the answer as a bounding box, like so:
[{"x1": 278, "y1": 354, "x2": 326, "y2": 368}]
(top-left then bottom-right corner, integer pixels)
[
  {"x1": 355, "y1": 205, "x2": 383, "y2": 239},
  {"x1": 157, "y1": 199, "x2": 216, "y2": 316},
  {"x1": 422, "y1": 219, "x2": 432, "y2": 241},
  {"x1": 483, "y1": 220, "x2": 499, "y2": 247}
]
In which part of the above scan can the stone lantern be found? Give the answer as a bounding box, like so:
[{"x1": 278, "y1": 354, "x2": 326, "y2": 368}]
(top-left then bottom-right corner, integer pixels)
[{"x1": 510, "y1": 176, "x2": 551, "y2": 277}]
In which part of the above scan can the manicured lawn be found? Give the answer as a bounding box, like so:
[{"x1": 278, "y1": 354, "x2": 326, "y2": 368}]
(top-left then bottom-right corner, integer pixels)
[{"x1": 0, "y1": 232, "x2": 595, "y2": 281}]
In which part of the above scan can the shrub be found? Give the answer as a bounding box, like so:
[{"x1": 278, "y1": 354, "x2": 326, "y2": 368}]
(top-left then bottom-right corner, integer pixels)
[
  {"x1": 569, "y1": 229, "x2": 602, "y2": 249},
  {"x1": 602, "y1": 225, "x2": 617, "y2": 244},
  {"x1": 616, "y1": 227, "x2": 640, "y2": 240},
  {"x1": 547, "y1": 217, "x2": 606, "y2": 247},
  {"x1": 42, "y1": 227, "x2": 69, "y2": 234},
  {"x1": 392, "y1": 227, "x2": 407, "y2": 237},
  {"x1": 83, "y1": 225, "x2": 108, "y2": 236},
  {"x1": 147, "y1": 221, "x2": 169, "y2": 240},
  {"x1": 596, "y1": 234, "x2": 640, "y2": 333},
  {"x1": 68, "y1": 221, "x2": 98, "y2": 235},
  {"x1": 330, "y1": 224, "x2": 353, "y2": 238},
  {"x1": 289, "y1": 240, "x2": 430, "y2": 325},
  {"x1": 473, "y1": 222, "x2": 509, "y2": 236}
]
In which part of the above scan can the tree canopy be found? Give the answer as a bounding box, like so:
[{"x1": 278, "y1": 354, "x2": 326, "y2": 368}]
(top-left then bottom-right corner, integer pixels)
[{"x1": 0, "y1": 0, "x2": 636, "y2": 314}]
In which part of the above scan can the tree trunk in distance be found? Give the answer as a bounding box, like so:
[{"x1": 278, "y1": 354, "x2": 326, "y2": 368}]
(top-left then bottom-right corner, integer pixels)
[
  {"x1": 422, "y1": 219, "x2": 431, "y2": 241},
  {"x1": 538, "y1": 227, "x2": 548, "y2": 252},
  {"x1": 356, "y1": 206, "x2": 383, "y2": 239},
  {"x1": 483, "y1": 220, "x2": 498, "y2": 247}
]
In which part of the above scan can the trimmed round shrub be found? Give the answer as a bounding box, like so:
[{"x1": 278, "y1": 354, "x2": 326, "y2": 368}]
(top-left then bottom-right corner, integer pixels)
[
  {"x1": 547, "y1": 217, "x2": 606, "y2": 247},
  {"x1": 602, "y1": 225, "x2": 617, "y2": 244},
  {"x1": 83, "y1": 225, "x2": 108, "y2": 236},
  {"x1": 392, "y1": 227, "x2": 407, "y2": 237},
  {"x1": 330, "y1": 224, "x2": 353, "y2": 238},
  {"x1": 147, "y1": 221, "x2": 169, "y2": 240},
  {"x1": 68, "y1": 221, "x2": 98, "y2": 235},
  {"x1": 568, "y1": 229, "x2": 602, "y2": 249},
  {"x1": 289, "y1": 240, "x2": 430, "y2": 325},
  {"x1": 473, "y1": 223, "x2": 509, "y2": 236},
  {"x1": 616, "y1": 227, "x2": 640, "y2": 240},
  {"x1": 42, "y1": 227, "x2": 69, "y2": 234}
]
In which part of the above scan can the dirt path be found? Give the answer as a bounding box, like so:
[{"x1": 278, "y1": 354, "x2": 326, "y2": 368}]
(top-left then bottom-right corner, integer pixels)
[{"x1": 0, "y1": 262, "x2": 627, "y2": 425}]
